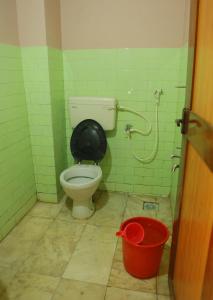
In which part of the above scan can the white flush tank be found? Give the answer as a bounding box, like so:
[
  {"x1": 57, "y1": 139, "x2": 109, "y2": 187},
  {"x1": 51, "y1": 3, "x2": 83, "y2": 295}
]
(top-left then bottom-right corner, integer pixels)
[{"x1": 69, "y1": 97, "x2": 116, "y2": 130}]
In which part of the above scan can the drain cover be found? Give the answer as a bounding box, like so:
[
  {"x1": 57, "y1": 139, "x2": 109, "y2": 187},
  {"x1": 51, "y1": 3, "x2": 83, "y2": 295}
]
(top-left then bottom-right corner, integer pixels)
[{"x1": 143, "y1": 201, "x2": 159, "y2": 211}]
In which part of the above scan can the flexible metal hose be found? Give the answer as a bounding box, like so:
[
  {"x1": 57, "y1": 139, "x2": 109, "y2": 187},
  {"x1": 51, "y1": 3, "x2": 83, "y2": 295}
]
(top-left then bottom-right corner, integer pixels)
[
  {"x1": 117, "y1": 89, "x2": 161, "y2": 163},
  {"x1": 132, "y1": 101, "x2": 159, "y2": 163}
]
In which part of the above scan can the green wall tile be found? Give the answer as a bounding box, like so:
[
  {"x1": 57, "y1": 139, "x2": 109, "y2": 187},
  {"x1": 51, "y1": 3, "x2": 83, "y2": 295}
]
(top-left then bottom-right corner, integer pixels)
[
  {"x1": 0, "y1": 44, "x2": 187, "y2": 241},
  {"x1": 21, "y1": 46, "x2": 66, "y2": 203},
  {"x1": 63, "y1": 48, "x2": 187, "y2": 197},
  {"x1": 0, "y1": 44, "x2": 36, "y2": 240}
]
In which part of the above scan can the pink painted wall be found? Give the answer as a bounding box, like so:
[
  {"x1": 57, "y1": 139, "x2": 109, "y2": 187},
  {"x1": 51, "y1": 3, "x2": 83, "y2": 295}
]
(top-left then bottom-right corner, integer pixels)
[
  {"x1": 16, "y1": 0, "x2": 61, "y2": 48},
  {"x1": 0, "y1": 0, "x2": 19, "y2": 45},
  {"x1": 16, "y1": 0, "x2": 46, "y2": 46},
  {"x1": 0, "y1": 0, "x2": 190, "y2": 49},
  {"x1": 60, "y1": 0, "x2": 190, "y2": 49},
  {"x1": 44, "y1": 0, "x2": 62, "y2": 48}
]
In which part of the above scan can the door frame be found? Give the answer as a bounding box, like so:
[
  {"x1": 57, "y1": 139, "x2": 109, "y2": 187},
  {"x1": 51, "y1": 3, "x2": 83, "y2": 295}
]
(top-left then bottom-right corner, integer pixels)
[{"x1": 168, "y1": 0, "x2": 199, "y2": 297}]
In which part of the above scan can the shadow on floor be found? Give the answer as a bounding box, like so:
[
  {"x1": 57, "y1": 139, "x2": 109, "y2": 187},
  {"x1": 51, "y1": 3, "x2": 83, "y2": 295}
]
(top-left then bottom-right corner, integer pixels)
[
  {"x1": 64, "y1": 196, "x2": 73, "y2": 211},
  {"x1": 158, "y1": 244, "x2": 171, "y2": 276},
  {"x1": 64, "y1": 189, "x2": 110, "y2": 213},
  {"x1": 93, "y1": 190, "x2": 109, "y2": 211},
  {"x1": 0, "y1": 281, "x2": 9, "y2": 300}
]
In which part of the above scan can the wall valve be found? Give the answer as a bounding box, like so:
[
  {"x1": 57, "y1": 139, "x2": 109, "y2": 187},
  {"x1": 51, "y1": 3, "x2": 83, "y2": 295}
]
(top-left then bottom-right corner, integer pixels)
[
  {"x1": 125, "y1": 124, "x2": 133, "y2": 138},
  {"x1": 125, "y1": 124, "x2": 133, "y2": 132}
]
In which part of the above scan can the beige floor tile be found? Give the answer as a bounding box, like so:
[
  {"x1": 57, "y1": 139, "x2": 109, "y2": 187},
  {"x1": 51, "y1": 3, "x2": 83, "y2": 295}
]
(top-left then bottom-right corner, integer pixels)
[
  {"x1": 75, "y1": 222, "x2": 116, "y2": 244},
  {"x1": 63, "y1": 224, "x2": 117, "y2": 285},
  {"x1": 0, "y1": 272, "x2": 59, "y2": 300},
  {"x1": 157, "y1": 245, "x2": 170, "y2": 296},
  {"x1": 156, "y1": 197, "x2": 171, "y2": 214},
  {"x1": 0, "y1": 239, "x2": 34, "y2": 270},
  {"x1": 88, "y1": 191, "x2": 127, "y2": 228},
  {"x1": 29, "y1": 200, "x2": 64, "y2": 219},
  {"x1": 6, "y1": 215, "x2": 53, "y2": 241},
  {"x1": 108, "y1": 240, "x2": 157, "y2": 294},
  {"x1": 156, "y1": 197, "x2": 173, "y2": 232},
  {"x1": 157, "y1": 295, "x2": 171, "y2": 300},
  {"x1": 21, "y1": 219, "x2": 85, "y2": 277},
  {"x1": 158, "y1": 245, "x2": 170, "y2": 276},
  {"x1": 0, "y1": 217, "x2": 52, "y2": 269},
  {"x1": 0, "y1": 266, "x2": 18, "y2": 296},
  {"x1": 124, "y1": 194, "x2": 157, "y2": 220},
  {"x1": 157, "y1": 274, "x2": 170, "y2": 296},
  {"x1": 57, "y1": 197, "x2": 88, "y2": 224},
  {"x1": 44, "y1": 218, "x2": 85, "y2": 242},
  {"x1": 52, "y1": 278, "x2": 106, "y2": 300},
  {"x1": 105, "y1": 287, "x2": 157, "y2": 300}
]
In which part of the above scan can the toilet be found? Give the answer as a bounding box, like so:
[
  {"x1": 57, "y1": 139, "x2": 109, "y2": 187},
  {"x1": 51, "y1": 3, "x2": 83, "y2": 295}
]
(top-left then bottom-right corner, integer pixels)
[{"x1": 60, "y1": 97, "x2": 116, "y2": 219}]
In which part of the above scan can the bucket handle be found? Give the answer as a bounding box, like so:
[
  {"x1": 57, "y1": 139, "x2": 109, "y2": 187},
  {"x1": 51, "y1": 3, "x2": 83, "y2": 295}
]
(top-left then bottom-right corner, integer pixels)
[{"x1": 116, "y1": 230, "x2": 124, "y2": 237}]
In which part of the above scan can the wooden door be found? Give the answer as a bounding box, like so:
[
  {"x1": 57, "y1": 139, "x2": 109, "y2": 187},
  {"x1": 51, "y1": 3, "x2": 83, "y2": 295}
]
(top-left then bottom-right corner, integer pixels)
[{"x1": 169, "y1": 0, "x2": 213, "y2": 299}]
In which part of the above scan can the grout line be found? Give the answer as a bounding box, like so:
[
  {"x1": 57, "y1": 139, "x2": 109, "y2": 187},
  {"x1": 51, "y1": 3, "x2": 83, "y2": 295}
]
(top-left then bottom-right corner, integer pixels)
[
  {"x1": 106, "y1": 284, "x2": 158, "y2": 296},
  {"x1": 103, "y1": 284, "x2": 108, "y2": 300},
  {"x1": 104, "y1": 193, "x2": 128, "y2": 297},
  {"x1": 106, "y1": 235, "x2": 119, "y2": 282},
  {"x1": 120, "y1": 192, "x2": 128, "y2": 222},
  {"x1": 60, "y1": 222, "x2": 87, "y2": 279},
  {"x1": 105, "y1": 192, "x2": 127, "y2": 290}
]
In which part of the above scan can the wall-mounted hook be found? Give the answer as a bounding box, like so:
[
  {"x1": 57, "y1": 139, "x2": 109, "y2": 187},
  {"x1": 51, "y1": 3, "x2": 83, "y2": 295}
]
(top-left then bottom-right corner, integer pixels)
[
  {"x1": 171, "y1": 164, "x2": 180, "y2": 173},
  {"x1": 170, "y1": 154, "x2": 181, "y2": 159},
  {"x1": 124, "y1": 124, "x2": 133, "y2": 139}
]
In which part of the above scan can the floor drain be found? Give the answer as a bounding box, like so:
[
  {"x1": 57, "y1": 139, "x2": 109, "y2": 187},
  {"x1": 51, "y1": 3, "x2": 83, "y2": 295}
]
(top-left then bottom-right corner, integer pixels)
[{"x1": 143, "y1": 201, "x2": 159, "y2": 211}]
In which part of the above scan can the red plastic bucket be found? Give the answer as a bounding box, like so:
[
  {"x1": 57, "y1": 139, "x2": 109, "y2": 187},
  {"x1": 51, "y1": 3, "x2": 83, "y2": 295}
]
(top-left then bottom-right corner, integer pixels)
[{"x1": 120, "y1": 217, "x2": 169, "y2": 279}]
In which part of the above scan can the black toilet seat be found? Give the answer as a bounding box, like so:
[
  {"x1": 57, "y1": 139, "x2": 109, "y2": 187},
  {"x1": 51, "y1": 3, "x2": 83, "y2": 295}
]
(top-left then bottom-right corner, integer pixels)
[{"x1": 70, "y1": 119, "x2": 107, "y2": 163}]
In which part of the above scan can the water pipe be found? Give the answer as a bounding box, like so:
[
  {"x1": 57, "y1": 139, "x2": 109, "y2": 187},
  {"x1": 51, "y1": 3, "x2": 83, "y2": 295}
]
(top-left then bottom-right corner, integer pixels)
[
  {"x1": 117, "y1": 105, "x2": 152, "y2": 136},
  {"x1": 132, "y1": 89, "x2": 162, "y2": 163},
  {"x1": 117, "y1": 89, "x2": 162, "y2": 163}
]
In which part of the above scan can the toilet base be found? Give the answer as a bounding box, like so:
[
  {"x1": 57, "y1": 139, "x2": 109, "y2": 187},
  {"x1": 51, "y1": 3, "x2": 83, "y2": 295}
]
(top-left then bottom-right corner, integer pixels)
[{"x1": 72, "y1": 197, "x2": 95, "y2": 219}]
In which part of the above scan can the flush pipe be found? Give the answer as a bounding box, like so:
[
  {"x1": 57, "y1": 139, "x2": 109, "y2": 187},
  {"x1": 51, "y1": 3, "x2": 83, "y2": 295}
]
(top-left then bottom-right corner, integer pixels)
[
  {"x1": 117, "y1": 105, "x2": 152, "y2": 136},
  {"x1": 132, "y1": 89, "x2": 162, "y2": 163}
]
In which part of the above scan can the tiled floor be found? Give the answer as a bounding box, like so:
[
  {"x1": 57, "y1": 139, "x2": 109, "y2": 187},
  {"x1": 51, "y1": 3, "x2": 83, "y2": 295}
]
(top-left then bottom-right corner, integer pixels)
[{"x1": 0, "y1": 191, "x2": 172, "y2": 299}]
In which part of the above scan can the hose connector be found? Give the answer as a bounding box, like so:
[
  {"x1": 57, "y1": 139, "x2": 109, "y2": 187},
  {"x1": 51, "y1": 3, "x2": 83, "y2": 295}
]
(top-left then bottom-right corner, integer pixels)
[{"x1": 154, "y1": 89, "x2": 163, "y2": 105}]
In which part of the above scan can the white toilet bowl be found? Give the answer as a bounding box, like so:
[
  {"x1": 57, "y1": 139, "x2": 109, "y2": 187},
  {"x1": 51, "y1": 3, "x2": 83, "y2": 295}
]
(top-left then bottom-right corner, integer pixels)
[{"x1": 60, "y1": 164, "x2": 102, "y2": 219}]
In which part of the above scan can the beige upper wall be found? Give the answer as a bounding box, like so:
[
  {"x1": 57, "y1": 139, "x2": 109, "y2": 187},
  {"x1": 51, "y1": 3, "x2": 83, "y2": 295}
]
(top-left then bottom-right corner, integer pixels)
[
  {"x1": 16, "y1": 0, "x2": 46, "y2": 46},
  {"x1": 16, "y1": 0, "x2": 61, "y2": 48},
  {"x1": 0, "y1": 0, "x2": 19, "y2": 45},
  {"x1": 0, "y1": 0, "x2": 190, "y2": 48},
  {"x1": 44, "y1": 0, "x2": 61, "y2": 48},
  {"x1": 60, "y1": 0, "x2": 190, "y2": 49}
]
